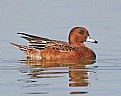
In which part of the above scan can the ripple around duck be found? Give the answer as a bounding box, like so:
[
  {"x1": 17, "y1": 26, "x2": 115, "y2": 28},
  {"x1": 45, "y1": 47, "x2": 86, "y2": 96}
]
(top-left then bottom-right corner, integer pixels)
[
  {"x1": 26, "y1": 92, "x2": 49, "y2": 94},
  {"x1": 70, "y1": 91, "x2": 88, "y2": 94}
]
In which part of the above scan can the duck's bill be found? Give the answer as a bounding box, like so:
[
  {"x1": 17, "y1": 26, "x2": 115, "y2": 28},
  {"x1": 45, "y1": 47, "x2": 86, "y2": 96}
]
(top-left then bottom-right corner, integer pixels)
[{"x1": 86, "y1": 36, "x2": 98, "y2": 44}]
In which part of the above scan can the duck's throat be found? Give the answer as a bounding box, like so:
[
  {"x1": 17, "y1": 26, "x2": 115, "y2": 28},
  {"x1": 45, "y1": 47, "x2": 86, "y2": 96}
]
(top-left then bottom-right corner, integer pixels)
[{"x1": 70, "y1": 42, "x2": 86, "y2": 48}]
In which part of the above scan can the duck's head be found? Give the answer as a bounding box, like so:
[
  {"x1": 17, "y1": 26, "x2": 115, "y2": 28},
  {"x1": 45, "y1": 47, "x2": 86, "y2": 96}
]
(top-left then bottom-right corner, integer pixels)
[{"x1": 69, "y1": 27, "x2": 98, "y2": 47}]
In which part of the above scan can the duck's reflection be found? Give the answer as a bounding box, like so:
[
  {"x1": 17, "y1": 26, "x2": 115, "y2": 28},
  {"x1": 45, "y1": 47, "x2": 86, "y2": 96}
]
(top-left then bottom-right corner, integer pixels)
[{"x1": 20, "y1": 59, "x2": 95, "y2": 94}]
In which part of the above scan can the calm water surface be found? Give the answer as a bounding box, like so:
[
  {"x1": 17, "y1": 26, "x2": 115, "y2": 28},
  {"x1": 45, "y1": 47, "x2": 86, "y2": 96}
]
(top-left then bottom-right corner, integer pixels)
[{"x1": 0, "y1": 0, "x2": 121, "y2": 96}]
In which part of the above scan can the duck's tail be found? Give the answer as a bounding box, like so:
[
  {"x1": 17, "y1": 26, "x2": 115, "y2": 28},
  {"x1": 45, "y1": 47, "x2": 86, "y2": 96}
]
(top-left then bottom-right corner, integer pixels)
[
  {"x1": 10, "y1": 42, "x2": 28, "y2": 52},
  {"x1": 10, "y1": 42, "x2": 42, "y2": 60},
  {"x1": 10, "y1": 42, "x2": 22, "y2": 48}
]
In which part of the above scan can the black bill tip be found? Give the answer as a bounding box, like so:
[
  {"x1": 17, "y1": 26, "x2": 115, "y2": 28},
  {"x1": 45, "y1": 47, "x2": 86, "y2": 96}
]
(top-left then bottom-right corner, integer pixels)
[{"x1": 93, "y1": 40, "x2": 98, "y2": 44}]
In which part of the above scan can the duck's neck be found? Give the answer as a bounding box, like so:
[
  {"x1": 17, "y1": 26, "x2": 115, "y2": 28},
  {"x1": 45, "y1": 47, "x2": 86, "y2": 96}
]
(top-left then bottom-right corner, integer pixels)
[
  {"x1": 69, "y1": 34, "x2": 86, "y2": 48},
  {"x1": 69, "y1": 41, "x2": 86, "y2": 48}
]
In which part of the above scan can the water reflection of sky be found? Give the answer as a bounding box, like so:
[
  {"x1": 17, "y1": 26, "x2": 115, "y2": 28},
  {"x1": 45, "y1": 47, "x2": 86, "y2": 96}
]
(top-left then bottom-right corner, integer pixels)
[{"x1": 18, "y1": 59, "x2": 95, "y2": 95}]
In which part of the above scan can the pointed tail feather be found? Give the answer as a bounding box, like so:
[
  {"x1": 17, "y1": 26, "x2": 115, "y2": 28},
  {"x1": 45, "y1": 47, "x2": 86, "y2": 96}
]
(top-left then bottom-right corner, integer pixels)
[
  {"x1": 10, "y1": 42, "x2": 22, "y2": 48},
  {"x1": 10, "y1": 42, "x2": 28, "y2": 52}
]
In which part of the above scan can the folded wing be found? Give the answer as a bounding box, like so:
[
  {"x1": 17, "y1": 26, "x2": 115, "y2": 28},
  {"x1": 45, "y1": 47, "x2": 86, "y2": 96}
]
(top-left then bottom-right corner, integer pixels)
[{"x1": 16, "y1": 32, "x2": 76, "y2": 52}]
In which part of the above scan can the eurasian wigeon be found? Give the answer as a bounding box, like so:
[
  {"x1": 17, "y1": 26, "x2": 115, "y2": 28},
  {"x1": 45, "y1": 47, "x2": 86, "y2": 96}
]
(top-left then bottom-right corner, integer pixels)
[{"x1": 11, "y1": 27, "x2": 98, "y2": 60}]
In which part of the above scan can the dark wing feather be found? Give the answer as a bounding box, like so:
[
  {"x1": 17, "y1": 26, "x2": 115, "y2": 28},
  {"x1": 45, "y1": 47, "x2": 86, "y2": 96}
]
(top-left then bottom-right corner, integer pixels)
[
  {"x1": 17, "y1": 32, "x2": 41, "y2": 39},
  {"x1": 17, "y1": 32, "x2": 51, "y2": 43}
]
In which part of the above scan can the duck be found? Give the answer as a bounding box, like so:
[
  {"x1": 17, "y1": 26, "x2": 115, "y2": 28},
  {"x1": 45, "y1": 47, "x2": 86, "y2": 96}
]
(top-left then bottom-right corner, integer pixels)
[{"x1": 10, "y1": 27, "x2": 98, "y2": 60}]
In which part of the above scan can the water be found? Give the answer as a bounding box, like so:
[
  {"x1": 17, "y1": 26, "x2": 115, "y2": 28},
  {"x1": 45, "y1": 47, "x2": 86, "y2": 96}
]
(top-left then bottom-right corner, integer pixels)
[{"x1": 0, "y1": 0, "x2": 121, "y2": 96}]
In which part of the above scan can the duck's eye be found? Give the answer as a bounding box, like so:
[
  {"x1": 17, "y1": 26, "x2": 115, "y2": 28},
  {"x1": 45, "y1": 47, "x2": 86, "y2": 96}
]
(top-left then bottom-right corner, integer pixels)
[{"x1": 79, "y1": 31, "x2": 84, "y2": 35}]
